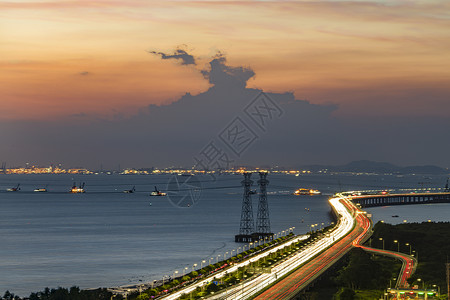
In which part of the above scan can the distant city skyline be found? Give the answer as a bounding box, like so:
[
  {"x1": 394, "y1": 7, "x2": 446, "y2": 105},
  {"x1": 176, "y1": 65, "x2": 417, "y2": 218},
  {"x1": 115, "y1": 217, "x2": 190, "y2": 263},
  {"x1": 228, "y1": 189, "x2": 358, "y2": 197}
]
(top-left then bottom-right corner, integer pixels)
[{"x1": 2, "y1": 0, "x2": 450, "y2": 168}]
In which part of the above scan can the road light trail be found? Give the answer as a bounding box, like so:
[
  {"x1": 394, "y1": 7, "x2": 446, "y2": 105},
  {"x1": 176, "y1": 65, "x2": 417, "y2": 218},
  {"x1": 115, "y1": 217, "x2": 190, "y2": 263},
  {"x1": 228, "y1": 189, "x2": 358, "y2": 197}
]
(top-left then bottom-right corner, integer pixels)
[
  {"x1": 207, "y1": 196, "x2": 358, "y2": 300},
  {"x1": 160, "y1": 235, "x2": 309, "y2": 300},
  {"x1": 162, "y1": 192, "x2": 415, "y2": 300}
]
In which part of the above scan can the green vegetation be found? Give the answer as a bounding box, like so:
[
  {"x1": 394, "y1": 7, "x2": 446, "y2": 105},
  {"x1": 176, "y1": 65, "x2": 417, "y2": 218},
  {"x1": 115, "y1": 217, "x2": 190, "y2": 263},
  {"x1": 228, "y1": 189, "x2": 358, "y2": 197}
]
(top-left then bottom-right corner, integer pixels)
[
  {"x1": 370, "y1": 221, "x2": 450, "y2": 294},
  {"x1": 125, "y1": 228, "x2": 335, "y2": 300},
  {"x1": 300, "y1": 221, "x2": 450, "y2": 300},
  {"x1": 0, "y1": 287, "x2": 115, "y2": 300}
]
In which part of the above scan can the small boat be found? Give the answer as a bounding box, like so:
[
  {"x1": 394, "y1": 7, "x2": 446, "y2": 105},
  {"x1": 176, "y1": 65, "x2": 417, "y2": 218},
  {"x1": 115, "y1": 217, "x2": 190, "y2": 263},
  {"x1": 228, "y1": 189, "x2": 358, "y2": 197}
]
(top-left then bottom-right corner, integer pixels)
[
  {"x1": 34, "y1": 184, "x2": 48, "y2": 192},
  {"x1": 70, "y1": 182, "x2": 85, "y2": 193},
  {"x1": 294, "y1": 188, "x2": 321, "y2": 195},
  {"x1": 123, "y1": 186, "x2": 136, "y2": 193},
  {"x1": 7, "y1": 184, "x2": 20, "y2": 192},
  {"x1": 392, "y1": 215, "x2": 399, "y2": 218},
  {"x1": 150, "y1": 186, "x2": 166, "y2": 196}
]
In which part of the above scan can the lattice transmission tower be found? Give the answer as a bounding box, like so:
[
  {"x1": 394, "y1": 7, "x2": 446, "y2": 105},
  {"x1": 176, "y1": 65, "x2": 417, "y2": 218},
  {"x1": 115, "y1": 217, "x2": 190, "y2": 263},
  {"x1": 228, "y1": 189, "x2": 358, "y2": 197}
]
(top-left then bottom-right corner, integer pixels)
[
  {"x1": 235, "y1": 172, "x2": 255, "y2": 242},
  {"x1": 256, "y1": 172, "x2": 271, "y2": 235}
]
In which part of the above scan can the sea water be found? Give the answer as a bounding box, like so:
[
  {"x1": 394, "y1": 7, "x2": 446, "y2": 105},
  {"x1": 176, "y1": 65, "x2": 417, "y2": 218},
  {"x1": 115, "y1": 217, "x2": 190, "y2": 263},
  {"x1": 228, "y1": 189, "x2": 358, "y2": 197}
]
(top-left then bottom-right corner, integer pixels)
[{"x1": 0, "y1": 173, "x2": 448, "y2": 296}]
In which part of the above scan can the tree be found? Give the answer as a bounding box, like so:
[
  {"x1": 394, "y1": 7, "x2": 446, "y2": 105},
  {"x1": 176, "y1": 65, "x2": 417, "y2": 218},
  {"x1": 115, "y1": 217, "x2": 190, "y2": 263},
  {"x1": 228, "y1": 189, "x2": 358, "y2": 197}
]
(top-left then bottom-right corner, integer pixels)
[{"x1": 337, "y1": 287, "x2": 355, "y2": 300}]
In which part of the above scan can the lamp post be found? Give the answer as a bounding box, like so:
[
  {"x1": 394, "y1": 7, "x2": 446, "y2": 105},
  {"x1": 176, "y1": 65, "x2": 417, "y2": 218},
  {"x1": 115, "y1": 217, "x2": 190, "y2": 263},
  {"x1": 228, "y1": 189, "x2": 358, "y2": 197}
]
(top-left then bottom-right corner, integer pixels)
[
  {"x1": 405, "y1": 243, "x2": 412, "y2": 255},
  {"x1": 209, "y1": 257, "x2": 214, "y2": 265},
  {"x1": 224, "y1": 251, "x2": 229, "y2": 260},
  {"x1": 173, "y1": 270, "x2": 178, "y2": 281},
  {"x1": 379, "y1": 237, "x2": 385, "y2": 250},
  {"x1": 216, "y1": 254, "x2": 221, "y2": 264},
  {"x1": 192, "y1": 263, "x2": 197, "y2": 273},
  {"x1": 393, "y1": 240, "x2": 399, "y2": 252},
  {"x1": 138, "y1": 279, "x2": 143, "y2": 297},
  {"x1": 183, "y1": 267, "x2": 188, "y2": 276},
  {"x1": 231, "y1": 249, "x2": 235, "y2": 257},
  {"x1": 417, "y1": 278, "x2": 423, "y2": 289},
  {"x1": 238, "y1": 247, "x2": 242, "y2": 254},
  {"x1": 201, "y1": 260, "x2": 206, "y2": 269},
  {"x1": 390, "y1": 277, "x2": 397, "y2": 288},
  {"x1": 432, "y1": 284, "x2": 440, "y2": 296}
]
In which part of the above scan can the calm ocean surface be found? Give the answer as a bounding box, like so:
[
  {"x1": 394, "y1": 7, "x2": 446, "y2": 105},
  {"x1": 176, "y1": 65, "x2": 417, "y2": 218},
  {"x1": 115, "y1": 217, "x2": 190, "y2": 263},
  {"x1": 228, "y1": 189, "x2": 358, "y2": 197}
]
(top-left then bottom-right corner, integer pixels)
[{"x1": 1, "y1": 173, "x2": 449, "y2": 296}]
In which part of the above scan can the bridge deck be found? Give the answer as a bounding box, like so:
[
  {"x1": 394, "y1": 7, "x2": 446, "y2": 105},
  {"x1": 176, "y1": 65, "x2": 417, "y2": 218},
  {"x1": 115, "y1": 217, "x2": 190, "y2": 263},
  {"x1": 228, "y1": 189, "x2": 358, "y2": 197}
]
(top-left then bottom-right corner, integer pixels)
[{"x1": 350, "y1": 192, "x2": 450, "y2": 208}]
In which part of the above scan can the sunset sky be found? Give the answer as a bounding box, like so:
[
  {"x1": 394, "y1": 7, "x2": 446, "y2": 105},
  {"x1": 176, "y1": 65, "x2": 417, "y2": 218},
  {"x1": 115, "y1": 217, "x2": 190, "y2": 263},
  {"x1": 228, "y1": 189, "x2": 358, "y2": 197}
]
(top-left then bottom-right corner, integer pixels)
[{"x1": 1, "y1": 0, "x2": 450, "y2": 168}]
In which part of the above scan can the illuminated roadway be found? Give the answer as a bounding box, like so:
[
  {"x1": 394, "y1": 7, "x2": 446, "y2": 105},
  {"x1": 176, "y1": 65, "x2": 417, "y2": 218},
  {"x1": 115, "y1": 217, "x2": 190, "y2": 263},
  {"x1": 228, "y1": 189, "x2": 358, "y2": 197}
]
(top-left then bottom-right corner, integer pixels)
[
  {"x1": 205, "y1": 195, "x2": 363, "y2": 300},
  {"x1": 159, "y1": 235, "x2": 310, "y2": 300},
  {"x1": 161, "y1": 193, "x2": 417, "y2": 299},
  {"x1": 251, "y1": 196, "x2": 371, "y2": 300}
]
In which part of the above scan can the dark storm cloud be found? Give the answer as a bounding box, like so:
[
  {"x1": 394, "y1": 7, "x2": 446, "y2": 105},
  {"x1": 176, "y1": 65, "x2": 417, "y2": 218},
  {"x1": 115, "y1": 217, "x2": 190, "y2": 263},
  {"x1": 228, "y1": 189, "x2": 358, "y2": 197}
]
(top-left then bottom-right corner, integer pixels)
[
  {"x1": 1, "y1": 51, "x2": 450, "y2": 169},
  {"x1": 201, "y1": 55, "x2": 254, "y2": 89},
  {"x1": 149, "y1": 48, "x2": 196, "y2": 65}
]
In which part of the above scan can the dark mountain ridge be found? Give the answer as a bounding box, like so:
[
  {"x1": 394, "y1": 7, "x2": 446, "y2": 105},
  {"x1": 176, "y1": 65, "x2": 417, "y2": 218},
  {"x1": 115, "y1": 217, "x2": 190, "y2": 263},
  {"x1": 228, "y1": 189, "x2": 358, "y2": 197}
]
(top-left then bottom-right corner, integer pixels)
[{"x1": 299, "y1": 160, "x2": 448, "y2": 174}]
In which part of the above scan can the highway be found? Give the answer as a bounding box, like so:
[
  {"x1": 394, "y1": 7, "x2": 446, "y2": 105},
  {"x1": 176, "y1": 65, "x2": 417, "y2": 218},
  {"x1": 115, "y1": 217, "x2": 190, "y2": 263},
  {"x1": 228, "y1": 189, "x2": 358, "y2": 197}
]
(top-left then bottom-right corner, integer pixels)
[
  {"x1": 204, "y1": 196, "x2": 360, "y2": 300},
  {"x1": 160, "y1": 192, "x2": 417, "y2": 300},
  {"x1": 159, "y1": 235, "x2": 310, "y2": 300},
  {"x1": 252, "y1": 196, "x2": 371, "y2": 300}
]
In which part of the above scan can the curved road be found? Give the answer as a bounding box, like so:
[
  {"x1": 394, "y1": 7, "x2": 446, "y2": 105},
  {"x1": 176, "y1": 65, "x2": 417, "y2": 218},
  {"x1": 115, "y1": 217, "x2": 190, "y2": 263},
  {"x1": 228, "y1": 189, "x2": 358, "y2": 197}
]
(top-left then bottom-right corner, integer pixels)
[{"x1": 253, "y1": 198, "x2": 371, "y2": 300}]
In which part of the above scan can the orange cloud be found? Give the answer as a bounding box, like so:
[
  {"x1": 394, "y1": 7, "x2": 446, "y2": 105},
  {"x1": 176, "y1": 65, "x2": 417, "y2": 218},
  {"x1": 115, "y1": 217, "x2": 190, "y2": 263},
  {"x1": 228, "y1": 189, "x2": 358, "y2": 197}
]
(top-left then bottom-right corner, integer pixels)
[{"x1": 1, "y1": 0, "x2": 449, "y2": 121}]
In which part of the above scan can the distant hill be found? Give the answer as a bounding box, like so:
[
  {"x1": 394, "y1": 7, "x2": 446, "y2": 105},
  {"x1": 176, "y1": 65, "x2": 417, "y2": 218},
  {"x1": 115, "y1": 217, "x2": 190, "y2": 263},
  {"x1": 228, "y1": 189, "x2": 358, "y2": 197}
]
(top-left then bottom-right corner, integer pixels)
[{"x1": 299, "y1": 160, "x2": 448, "y2": 174}]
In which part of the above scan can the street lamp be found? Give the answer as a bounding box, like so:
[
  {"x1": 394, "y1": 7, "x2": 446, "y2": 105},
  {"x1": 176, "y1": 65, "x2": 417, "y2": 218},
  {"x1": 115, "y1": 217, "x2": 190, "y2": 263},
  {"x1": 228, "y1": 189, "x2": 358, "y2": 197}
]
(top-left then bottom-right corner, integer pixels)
[
  {"x1": 231, "y1": 249, "x2": 235, "y2": 257},
  {"x1": 237, "y1": 247, "x2": 242, "y2": 254},
  {"x1": 192, "y1": 263, "x2": 197, "y2": 273},
  {"x1": 183, "y1": 267, "x2": 188, "y2": 276},
  {"x1": 432, "y1": 284, "x2": 440, "y2": 296},
  {"x1": 393, "y1": 240, "x2": 399, "y2": 252},
  {"x1": 201, "y1": 260, "x2": 206, "y2": 269},
  {"x1": 405, "y1": 243, "x2": 412, "y2": 255},
  {"x1": 224, "y1": 251, "x2": 229, "y2": 260},
  {"x1": 379, "y1": 237, "x2": 385, "y2": 250},
  {"x1": 209, "y1": 257, "x2": 214, "y2": 265},
  {"x1": 216, "y1": 254, "x2": 221, "y2": 263},
  {"x1": 417, "y1": 278, "x2": 424, "y2": 289},
  {"x1": 390, "y1": 277, "x2": 397, "y2": 288},
  {"x1": 173, "y1": 270, "x2": 178, "y2": 280}
]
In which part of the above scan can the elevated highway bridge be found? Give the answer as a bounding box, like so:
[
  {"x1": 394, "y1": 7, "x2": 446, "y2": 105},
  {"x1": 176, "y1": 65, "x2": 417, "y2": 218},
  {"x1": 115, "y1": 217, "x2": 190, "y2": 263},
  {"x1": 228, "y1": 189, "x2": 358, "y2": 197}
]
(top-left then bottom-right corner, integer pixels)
[{"x1": 350, "y1": 192, "x2": 450, "y2": 208}]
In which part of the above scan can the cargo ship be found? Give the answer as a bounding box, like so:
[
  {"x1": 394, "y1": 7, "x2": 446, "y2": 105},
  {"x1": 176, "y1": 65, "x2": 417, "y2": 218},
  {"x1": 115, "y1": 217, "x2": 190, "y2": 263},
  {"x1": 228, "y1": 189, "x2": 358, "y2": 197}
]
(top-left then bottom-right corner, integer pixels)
[
  {"x1": 7, "y1": 184, "x2": 20, "y2": 192},
  {"x1": 70, "y1": 182, "x2": 85, "y2": 193},
  {"x1": 293, "y1": 188, "x2": 321, "y2": 196},
  {"x1": 150, "y1": 186, "x2": 166, "y2": 196}
]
